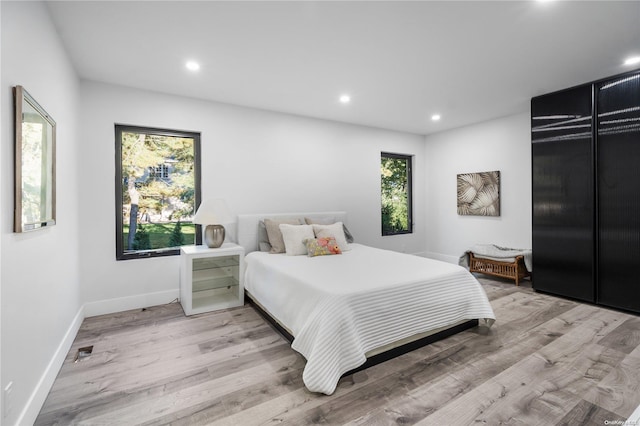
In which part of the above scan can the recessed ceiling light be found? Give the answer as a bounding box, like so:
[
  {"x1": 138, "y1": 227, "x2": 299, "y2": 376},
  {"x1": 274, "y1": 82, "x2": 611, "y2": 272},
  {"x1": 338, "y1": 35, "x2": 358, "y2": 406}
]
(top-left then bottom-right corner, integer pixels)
[
  {"x1": 339, "y1": 94, "x2": 351, "y2": 104},
  {"x1": 624, "y1": 56, "x2": 640, "y2": 66},
  {"x1": 431, "y1": 114, "x2": 441, "y2": 121},
  {"x1": 185, "y1": 61, "x2": 200, "y2": 71}
]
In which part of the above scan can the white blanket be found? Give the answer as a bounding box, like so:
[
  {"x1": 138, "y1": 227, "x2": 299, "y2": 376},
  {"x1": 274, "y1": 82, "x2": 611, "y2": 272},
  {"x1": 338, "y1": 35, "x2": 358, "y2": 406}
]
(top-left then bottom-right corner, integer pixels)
[{"x1": 244, "y1": 244, "x2": 495, "y2": 395}]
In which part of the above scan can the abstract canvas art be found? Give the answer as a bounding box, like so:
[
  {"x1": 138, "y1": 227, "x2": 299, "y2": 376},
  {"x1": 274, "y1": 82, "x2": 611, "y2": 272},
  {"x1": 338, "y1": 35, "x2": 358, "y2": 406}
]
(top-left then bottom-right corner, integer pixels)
[{"x1": 457, "y1": 171, "x2": 500, "y2": 216}]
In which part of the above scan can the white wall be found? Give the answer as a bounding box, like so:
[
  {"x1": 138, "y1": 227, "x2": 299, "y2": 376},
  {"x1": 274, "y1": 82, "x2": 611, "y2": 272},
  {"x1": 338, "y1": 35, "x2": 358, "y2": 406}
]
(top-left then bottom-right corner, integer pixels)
[
  {"x1": 0, "y1": 3, "x2": 3, "y2": 421},
  {"x1": 424, "y1": 112, "x2": 532, "y2": 263},
  {"x1": 0, "y1": 5, "x2": 532, "y2": 423},
  {"x1": 79, "y1": 81, "x2": 426, "y2": 314},
  {"x1": 1, "y1": 2, "x2": 82, "y2": 425}
]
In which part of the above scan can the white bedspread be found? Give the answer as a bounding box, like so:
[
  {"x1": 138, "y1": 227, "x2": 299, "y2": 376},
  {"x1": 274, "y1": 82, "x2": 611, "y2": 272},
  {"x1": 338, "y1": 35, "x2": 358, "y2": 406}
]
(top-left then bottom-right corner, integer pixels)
[{"x1": 244, "y1": 243, "x2": 495, "y2": 395}]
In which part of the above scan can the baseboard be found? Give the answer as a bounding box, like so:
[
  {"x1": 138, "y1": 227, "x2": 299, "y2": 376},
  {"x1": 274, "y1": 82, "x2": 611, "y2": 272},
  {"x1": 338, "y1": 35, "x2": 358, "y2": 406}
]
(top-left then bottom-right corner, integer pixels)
[
  {"x1": 83, "y1": 289, "x2": 180, "y2": 318},
  {"x1": 17, "y1": 304, "x2": 85, "y2": 426},
  {"x1": 425, "y1": 251, "x2": 460, "y2": 264}
]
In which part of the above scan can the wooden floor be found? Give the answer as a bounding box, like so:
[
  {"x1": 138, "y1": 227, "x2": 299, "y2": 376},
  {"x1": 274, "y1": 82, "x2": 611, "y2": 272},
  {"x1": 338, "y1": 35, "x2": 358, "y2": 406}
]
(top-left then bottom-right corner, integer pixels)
[{"x1": 36, "y1": 276, "x2": 640, "y2": 425}]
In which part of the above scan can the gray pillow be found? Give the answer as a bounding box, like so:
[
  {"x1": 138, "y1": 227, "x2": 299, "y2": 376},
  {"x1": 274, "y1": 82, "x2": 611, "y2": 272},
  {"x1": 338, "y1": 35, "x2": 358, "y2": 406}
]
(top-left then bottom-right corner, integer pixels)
[
  {"x1": 264, "y1": 218, "x2": 303, "y2": 253},
  {"x1": 258, "y1": 221, "x2": 272, "y2": 252}
]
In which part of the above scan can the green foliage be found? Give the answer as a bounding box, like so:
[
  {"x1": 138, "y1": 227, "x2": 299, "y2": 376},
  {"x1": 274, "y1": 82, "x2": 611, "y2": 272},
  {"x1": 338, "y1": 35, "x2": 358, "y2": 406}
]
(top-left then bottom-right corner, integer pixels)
[
  {"x1": 132, "y1": 225, "x2": 151, "y2": 250},
  {"x1": 21, "y1": 122, "x2": 49, "y2": 223},
  {"x1": 120, "y1": 132, "x2": 196, "y2": 209},
  {"x1": 120, "y1": 131, "x2": 197, "y2": 245},
  {"x1": 124, "y1": 223, "x2": 196, "y2": 251},
  {"x1": 121, "y1": 132, "x2": 170, "y2": 181},
  {"x1": 168, "y1": 221, "x2": 185, "y2": 247},
  {"x1": 381, "y1": 155, "x2": 410, "y2": 234}
]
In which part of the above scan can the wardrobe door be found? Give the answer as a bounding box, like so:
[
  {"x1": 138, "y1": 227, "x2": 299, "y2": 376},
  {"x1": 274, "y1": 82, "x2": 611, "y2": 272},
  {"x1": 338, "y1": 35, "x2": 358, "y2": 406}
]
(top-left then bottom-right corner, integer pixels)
[
  {"x1": 531, "y1": 85, "x2": 595, "y2": 302},
  {"x1": 596, "y1": 71, "x2": 640, "y2": 313}
]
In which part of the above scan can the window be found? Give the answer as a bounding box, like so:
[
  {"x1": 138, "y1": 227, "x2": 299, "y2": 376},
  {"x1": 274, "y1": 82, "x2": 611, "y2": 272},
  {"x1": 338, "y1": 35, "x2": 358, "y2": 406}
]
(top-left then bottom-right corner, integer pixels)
[
  {"x1": 150, "y1": 164, "x2": 170, "y2": 180},
  {"x1": 381, "y1": 152, "x2": 413, "y2": 235},
  {"x1": 115, "y1": 125, "x2": 201, "y2": 260}
]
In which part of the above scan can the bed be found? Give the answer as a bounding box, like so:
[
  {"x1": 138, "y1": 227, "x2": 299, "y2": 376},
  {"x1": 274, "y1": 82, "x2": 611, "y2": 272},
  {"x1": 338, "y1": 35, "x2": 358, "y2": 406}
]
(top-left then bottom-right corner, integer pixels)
[{"x1": 238, "y1": 212, "x2": 496, "y2": 395}]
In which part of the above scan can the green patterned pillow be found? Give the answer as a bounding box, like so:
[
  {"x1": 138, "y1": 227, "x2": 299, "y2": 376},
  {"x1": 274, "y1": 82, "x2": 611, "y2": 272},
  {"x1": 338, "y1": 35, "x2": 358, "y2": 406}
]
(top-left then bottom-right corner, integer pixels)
[{"x1": 304, "y1": 237, "x2": 342, "y2": 257}]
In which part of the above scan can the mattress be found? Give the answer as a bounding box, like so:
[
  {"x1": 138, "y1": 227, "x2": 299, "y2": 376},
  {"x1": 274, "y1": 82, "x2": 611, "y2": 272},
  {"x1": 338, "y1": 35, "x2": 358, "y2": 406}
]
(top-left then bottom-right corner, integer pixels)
[{"x1": 244, "y1": 243, "x2": 496, "y2": 395}]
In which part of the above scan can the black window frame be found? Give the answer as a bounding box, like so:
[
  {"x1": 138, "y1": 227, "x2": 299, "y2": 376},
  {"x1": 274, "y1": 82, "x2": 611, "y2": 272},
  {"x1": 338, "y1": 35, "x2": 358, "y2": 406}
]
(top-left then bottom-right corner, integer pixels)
[
  {"x1": 381, "y1": 152, "x2": 413, "y2": 236},
  {"x1": 115, "y1": 124, "x2": 202, "y2": 261}
]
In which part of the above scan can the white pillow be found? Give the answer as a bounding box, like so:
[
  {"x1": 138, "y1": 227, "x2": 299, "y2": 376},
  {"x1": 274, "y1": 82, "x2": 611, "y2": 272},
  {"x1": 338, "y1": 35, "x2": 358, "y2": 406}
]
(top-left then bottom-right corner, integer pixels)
[
  {"x1": 279, "y1": 224, "x2": 315, "y2": 256},
  {"x1": 312, "y1": 222, "x2": 350, "y2": 251}
]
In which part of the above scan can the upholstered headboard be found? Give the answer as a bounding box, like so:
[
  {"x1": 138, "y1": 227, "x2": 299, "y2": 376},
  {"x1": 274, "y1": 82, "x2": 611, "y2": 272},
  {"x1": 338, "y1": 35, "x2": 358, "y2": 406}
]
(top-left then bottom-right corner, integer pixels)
[{"x1": 237, "y1": 211, "x2": 348, "y2": 254}]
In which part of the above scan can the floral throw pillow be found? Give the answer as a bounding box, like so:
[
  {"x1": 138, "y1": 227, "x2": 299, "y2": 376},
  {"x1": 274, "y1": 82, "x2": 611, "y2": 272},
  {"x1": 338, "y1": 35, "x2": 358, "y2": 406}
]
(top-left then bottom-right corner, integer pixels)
[{"x1": 305, "y1": 237, "x2": 342, "y2": 257}]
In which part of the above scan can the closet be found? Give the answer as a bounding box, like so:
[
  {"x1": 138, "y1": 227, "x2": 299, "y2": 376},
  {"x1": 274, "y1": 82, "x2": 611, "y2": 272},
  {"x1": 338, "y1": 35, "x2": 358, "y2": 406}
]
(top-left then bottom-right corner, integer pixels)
[{"x1": 531, "y1": 69, "x2": 640, "y2": 314}]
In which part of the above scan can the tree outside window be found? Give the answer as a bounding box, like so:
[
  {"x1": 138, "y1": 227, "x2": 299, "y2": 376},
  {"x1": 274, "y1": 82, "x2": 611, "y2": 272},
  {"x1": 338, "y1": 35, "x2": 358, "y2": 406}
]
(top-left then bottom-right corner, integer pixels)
[
  {"x1": 381, "y1": 152, "x2": 413, "y2": 236},
  {"x1": 115, "y1": 125, "x2": 201, "y2": 260}
]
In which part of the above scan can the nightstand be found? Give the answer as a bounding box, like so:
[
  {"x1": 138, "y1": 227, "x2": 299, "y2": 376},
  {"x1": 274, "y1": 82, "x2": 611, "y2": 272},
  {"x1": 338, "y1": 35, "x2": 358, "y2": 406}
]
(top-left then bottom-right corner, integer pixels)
[{"x1": 179, "y1": 243, "x2": 245, "y2": 315}]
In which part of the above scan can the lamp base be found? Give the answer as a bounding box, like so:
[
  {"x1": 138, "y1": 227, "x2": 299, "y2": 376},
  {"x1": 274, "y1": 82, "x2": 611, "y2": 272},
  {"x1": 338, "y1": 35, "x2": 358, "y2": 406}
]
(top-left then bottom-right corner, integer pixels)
[{"x1": 204, "y1": 224, "x2": 225, "y2": 248}]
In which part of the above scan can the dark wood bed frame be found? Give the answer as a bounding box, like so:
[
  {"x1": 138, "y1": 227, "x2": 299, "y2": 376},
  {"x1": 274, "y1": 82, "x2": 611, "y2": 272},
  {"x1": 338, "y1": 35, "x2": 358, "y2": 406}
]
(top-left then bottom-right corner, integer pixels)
[{"x1": 245, "y1": 292, "x2": 479, "y2": 379}]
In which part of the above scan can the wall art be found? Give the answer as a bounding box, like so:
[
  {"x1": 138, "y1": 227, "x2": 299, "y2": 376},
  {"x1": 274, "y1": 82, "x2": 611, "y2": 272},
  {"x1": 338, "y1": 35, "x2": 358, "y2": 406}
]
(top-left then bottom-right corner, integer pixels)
[{"x1": 457, "y1": 170, "x2": 500, "y2": 216}]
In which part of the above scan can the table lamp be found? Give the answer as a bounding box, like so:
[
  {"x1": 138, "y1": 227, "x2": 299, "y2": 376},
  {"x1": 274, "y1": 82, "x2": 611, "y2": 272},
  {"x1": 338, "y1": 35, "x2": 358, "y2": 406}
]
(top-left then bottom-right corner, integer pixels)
[{"x1": 192, "y1": 199, "x2": 233, "y2": 248}]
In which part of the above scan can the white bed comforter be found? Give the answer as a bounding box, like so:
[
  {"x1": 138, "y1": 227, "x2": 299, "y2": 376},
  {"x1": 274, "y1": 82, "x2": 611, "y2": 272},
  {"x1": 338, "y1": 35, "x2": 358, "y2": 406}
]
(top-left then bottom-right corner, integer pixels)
[{"x1": 244, "y1": 244, "x2": 495, "y2": 395}]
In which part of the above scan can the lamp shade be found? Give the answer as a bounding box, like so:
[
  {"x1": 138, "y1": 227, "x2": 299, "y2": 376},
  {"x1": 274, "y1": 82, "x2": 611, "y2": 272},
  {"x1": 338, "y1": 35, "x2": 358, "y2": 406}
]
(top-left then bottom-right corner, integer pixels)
[{"x1": 192, "y1": 199, "x2": 234, "y2": 225}]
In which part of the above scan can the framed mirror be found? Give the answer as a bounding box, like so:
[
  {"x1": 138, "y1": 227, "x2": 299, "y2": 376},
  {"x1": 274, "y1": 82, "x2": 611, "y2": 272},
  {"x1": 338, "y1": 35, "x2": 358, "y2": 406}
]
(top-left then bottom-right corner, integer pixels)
[{"x1": 14, "y1": 86, "x2": 56, "y2": 232}]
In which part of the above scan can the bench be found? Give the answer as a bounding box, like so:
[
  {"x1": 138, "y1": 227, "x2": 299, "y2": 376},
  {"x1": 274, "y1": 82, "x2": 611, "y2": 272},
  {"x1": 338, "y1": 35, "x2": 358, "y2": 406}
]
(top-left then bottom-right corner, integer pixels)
[{"x1": 468, "y1": 252, "x2": 531, "y2": 286}]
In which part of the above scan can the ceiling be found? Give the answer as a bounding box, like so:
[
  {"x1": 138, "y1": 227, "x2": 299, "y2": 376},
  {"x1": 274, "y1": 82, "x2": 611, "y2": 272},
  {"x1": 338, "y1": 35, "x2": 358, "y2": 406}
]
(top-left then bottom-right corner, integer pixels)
[{"x1": 46, "y1": 1, "x2": 640, "y2": 135}]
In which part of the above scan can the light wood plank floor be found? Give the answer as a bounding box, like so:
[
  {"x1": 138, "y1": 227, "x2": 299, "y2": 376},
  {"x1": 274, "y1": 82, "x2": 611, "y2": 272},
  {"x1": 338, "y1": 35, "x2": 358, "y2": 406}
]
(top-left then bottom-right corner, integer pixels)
[{"x1": 35, "y1": 277, "x2": 640, "y2": 425}]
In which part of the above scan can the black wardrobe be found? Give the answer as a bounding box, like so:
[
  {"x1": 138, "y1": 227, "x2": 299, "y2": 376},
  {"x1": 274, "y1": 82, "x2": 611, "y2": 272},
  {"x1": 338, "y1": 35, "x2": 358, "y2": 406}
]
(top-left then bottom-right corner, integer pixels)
[{"x1": 532, "y1": 69, "x2": 640, "y2": 314}]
